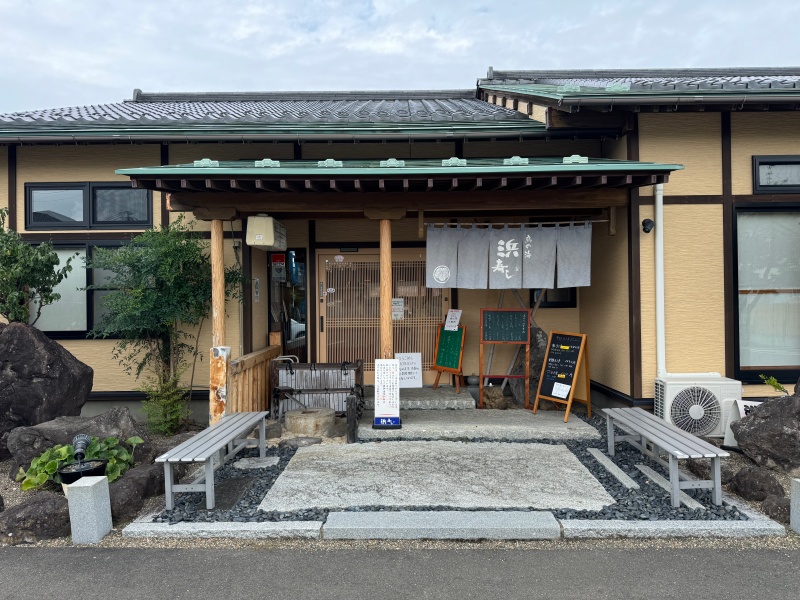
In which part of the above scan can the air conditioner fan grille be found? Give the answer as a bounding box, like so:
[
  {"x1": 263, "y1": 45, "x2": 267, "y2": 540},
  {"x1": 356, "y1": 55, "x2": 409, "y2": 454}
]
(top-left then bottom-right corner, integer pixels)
[{"x1": 669, "y1": 386, "x2": 721, "y2": 436}]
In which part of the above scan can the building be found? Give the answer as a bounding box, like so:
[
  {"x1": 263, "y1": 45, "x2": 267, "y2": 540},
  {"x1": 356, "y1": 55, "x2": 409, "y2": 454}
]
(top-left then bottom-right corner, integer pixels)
[{"x1": 1, "y1": 67, "x2": 797, "y2": 419}]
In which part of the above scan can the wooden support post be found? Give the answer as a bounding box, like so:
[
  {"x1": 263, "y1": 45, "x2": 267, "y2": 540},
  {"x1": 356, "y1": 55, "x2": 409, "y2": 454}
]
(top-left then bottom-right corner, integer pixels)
[
  {"x1": 210, "y1": 219, "x2": 227, "y2": 424},
  {"x1": 379, "y1": 219, "x2": 393, "y2": 359}
]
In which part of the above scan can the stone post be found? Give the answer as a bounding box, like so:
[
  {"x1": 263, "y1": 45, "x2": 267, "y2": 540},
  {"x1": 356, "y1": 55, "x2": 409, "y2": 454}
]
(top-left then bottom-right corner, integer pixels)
[{"x1": 67, "y1": 476, "x2": 112, "y2": 545}]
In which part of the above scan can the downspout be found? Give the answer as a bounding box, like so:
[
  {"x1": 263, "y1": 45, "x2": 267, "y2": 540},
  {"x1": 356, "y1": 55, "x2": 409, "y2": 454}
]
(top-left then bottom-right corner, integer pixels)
[{"x1": 655, "y1": 183, "x2": 667, "y2": 378}]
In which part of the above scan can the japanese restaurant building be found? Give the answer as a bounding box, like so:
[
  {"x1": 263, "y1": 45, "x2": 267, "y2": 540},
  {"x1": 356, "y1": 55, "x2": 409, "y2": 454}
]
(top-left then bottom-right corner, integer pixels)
[{"x1": 1, "y1": 67, "x2": 798, "y2": 416}]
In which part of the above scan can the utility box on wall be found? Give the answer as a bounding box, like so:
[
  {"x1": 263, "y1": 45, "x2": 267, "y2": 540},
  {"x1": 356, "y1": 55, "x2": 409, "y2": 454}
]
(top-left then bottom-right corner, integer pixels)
[{"x1": 246, "y1": 215, "x2": 287, "y2": 250}]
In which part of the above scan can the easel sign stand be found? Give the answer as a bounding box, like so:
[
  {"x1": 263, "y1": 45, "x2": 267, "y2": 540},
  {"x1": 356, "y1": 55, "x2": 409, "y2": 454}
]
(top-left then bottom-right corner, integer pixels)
[
  {"x1": 533, "y1": 331, "x2": 591, "y2": 422},
  {"x1": 431, "y1": 324, "x2": 466, "y2": 393},
  {"x1": 479, "y1": 309, "x2": 531, "y2": 408}
]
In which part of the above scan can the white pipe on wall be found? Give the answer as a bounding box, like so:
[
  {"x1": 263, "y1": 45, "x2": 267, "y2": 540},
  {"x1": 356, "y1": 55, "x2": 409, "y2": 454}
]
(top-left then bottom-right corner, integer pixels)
[{"x1": 655, "y1": 183, "x2": 667, "y2": 378}]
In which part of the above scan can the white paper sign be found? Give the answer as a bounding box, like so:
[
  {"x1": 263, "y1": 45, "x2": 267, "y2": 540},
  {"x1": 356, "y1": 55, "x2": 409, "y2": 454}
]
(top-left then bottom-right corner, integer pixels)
[
  {"x1": 374, "y1": 359, "x2": 401, "y2": 425},
  {"x1": 444, "y1": 309, "x2": 462, "y2": 331},
  {"x1": 396, "y1": 352, "x2": 422, "y2": 388},
  {"x1": 392, "y1": 298, "x2": 405, "y2": 321},
  {"x1": 551, "y1": 382, "x2": 571, "y2": 399}
]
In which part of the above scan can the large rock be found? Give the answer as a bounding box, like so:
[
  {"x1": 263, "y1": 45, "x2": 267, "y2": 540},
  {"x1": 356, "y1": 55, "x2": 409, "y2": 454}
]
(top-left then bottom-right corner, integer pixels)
[
  {"x1": 109, "y1": 463, "x2": 165, "y2": 524},
  {"x1": 0, "y1": 323, "x2": 93, "y2": 458},
  {"x1": 509, "y1": 324, "x2": 548, "y2": 407},
  {"x1": 7, "y1": 406, "x2": 154, "y2": 474},
  {"x1": 0, "y1": 491, "x2": 70, "y2": 544},
  {"x1": 761, "y1": 494, "x2": 791, "y2": 524},
  {"x1": 728, "y1": 465, "x2": 785, "y2": 501},
  {"x1": 0, "y1": 493, "x2": 4, "y2": 513},
  {"x1": 730, "y1": 384, "x2": 800, "y2": 475}
]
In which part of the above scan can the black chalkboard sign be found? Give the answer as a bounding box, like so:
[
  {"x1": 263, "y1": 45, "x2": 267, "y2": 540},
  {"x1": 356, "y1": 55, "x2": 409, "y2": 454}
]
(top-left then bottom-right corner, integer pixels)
[
  {"x1": 481, "y1": 309, "x2": 529, "y2": 342},
  {"x1": 433, "y1": 325, "x2": 465, "y2": 373},
  {"x1": 534, "y1": 331, "x2": 591, "y2": 422}
]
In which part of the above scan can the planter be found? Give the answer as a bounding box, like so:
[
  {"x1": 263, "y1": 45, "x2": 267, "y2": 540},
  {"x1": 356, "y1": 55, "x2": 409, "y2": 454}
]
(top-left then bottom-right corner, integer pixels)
[{"x1": 58, "y1": 459, "x2": 107, "y2": 485}]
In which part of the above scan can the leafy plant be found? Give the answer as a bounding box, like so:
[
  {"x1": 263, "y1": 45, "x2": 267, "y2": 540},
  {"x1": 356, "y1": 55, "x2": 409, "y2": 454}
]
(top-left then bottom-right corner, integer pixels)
[
  {"x1": 15, "y1": 435, "x2": 144, "y2": 491},
  {"x1": 759, "y1": 374, "x2": 789, "y2": 395},
  {"x1": 0, "y1": 207, "x2": 76, "y2": 324},
  {"x1": 84, "y1": 215, "x2": 243, "y2": 433},
  {"x1": 139, "y1": 371, "x2": 191, "y2": 435}
]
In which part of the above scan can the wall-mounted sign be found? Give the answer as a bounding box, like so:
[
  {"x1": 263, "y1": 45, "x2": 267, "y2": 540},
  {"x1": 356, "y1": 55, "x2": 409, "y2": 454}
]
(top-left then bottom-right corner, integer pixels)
[
  {"x1": 396, "y1": 352, "x2": 422, "y2": 388},
  {"x1": 253, "y1": 278, "x2": 260, "y2": 303},
  {"x1": 392, "y1": 298, "x2": 405, "y2": 320},
  {"x1": 271, "y1": 254, "x2": 286, "y2": 282}
]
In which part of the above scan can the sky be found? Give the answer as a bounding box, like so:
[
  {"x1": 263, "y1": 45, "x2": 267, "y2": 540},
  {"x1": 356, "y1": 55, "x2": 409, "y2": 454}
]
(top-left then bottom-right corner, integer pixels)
[{"x1": 1, "y1": 0, "x2": 799, "y2": 113}]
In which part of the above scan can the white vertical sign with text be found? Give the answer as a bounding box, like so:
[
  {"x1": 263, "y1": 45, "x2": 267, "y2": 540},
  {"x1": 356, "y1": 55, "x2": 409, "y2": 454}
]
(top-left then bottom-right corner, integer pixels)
[
  {"x1": 396, "y1": 352, "x2": 422, "y2": 388},
  {"x1": 373, "y1": 359, "x2": 401, "y2": 428}
]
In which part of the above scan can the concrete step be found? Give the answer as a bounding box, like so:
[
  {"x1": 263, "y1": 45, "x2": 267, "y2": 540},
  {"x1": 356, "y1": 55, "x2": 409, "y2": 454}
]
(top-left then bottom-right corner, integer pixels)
[
  {"x1": 322, "y1": 510, "x2": 561, "y2": 540},
  {"x1": 363, "y1": 385, "x2": 476, "y2": 411}
]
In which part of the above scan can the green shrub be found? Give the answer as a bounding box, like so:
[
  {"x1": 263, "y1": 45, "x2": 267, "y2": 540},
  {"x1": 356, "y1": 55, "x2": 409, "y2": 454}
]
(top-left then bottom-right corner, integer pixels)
[
  {"x1": 15, "y1": 435, "x2": 144, "y2": 491},
  {"x1": 759, "y1": 374, "x2": 789, "y2": 395},
  {"x1": 139, "y1": 372, "x2": 190, "y2": 435}
]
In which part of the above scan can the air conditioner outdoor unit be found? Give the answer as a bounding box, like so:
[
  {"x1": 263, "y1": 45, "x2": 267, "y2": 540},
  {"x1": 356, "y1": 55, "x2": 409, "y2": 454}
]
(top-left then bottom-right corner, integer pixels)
[{"x1": 654, "y1": 374, "x2": 742, "y2": 437}]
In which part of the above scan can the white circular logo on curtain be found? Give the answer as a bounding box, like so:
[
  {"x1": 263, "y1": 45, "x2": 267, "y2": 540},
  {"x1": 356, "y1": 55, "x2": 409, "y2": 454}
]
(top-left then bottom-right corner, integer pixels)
[{"x1": 433, "y1": 265, "x2": 451, "y2": 284}]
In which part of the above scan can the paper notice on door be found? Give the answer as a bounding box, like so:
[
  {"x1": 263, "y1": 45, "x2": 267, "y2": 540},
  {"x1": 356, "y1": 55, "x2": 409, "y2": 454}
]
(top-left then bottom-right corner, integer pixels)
[
  {"x1": 444, "y1": 309, "x2": 462, "y2": 331},
  {"x1": 552, "y1": 382, "x2": 571, "y2": 399}
]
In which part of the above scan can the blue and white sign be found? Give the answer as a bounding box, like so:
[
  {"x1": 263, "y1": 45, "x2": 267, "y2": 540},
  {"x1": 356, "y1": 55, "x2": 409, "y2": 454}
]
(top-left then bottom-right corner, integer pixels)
[{"x1": 373, "y1": 358, "x2": 401, "y2": 429}]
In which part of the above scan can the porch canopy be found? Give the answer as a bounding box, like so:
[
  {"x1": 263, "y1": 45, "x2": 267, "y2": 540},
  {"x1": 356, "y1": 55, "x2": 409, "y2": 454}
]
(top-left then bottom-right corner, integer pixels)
[{"x1": 117, "y1": 155, "x2": 682, "y2": 218}]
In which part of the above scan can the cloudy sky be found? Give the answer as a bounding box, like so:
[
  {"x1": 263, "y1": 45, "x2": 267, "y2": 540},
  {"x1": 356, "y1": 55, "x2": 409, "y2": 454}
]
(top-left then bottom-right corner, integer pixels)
[{"x1": 1, "y1": 0, "x2": 798, "y2": 113}]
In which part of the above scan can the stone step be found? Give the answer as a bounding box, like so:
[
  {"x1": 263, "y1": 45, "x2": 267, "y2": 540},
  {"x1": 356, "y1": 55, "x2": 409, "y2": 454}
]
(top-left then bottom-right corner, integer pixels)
[
  {"x1": 363, "y1": 385, "x2": 476, "y2": 411},
  {"x1": 322, "y1": 510, "x2": 561, "y2": 540}
]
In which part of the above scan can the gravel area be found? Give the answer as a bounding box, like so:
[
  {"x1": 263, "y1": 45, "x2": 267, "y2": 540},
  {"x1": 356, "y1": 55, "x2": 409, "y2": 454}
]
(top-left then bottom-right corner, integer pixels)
[{"x1": 2, "y1": 412, "x2": 797, "y2": 549}]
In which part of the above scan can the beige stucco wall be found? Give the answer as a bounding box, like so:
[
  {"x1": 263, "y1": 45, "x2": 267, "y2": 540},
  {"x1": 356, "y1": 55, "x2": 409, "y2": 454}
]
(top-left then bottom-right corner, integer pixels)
[
  {"x1": 638, "y1": 113, "x2": 721, "y2": 196},
  {"x1": 302, "y1": 142, "x2": 456, "y2": 160},
  {"x1": 316, "y1": 217, "x2": 421, "y2": 243},
  {"x1": 458, "y1": 288, "x2": 580, "y2": 380},
  {"x1": 579, "y1": 210, "x2": 631, "y2": 395},
  {"x1": 16, "y1": 144, "x2": 163, "y2": 232},
  {"x1": 0, "y1": 146, "x2": 8, "y2": 213},
  {"x1": 639, "y1": 203, "x2": 726, "y2": 396},
  {"x1": 169, "y1": 143, "x2": 295, "y2": 164},
  {"x1": 602, "y1": 135, "x2": 628, "y2": 161},
  {"x1": 731, "y1": 112, "x2": 800, "y2": 195}
]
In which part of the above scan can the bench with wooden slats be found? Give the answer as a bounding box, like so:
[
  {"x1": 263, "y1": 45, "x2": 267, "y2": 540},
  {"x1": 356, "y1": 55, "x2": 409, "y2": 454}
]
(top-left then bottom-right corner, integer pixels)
[
  {"x1": 156, "y1": 411, "x2": 268, "y2": 510},
  {"x1": 602, "y1": 407, "x2": 729, "y2": 508}
]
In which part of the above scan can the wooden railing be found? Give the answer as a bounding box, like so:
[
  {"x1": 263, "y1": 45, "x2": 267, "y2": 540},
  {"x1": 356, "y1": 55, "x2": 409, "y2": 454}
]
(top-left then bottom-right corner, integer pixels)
[{"x1": 228, "y1": 345, "x2": 282, "y2": 413}]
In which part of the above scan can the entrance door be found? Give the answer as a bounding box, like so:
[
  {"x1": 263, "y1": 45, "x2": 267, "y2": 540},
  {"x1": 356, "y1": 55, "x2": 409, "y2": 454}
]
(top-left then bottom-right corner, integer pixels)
[{"x1": 317, "y1": 249, "x2": 449, "y2": 384}]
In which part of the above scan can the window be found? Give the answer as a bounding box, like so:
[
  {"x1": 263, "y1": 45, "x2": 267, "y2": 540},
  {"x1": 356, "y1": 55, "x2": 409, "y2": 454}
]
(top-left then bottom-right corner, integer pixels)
[
  {"x1": 734, "y1": 208, "x2": 800, "y2": 382},
  {"x1": 532, "y1": 287, "x2": 577, "y2": 308},
  {"x1": 30, "y1": 244, "x2": 122, "y2": 338},
  {"x1": 26, "y1": 182, "x2": 151, "y2": 229},
  {"x1": 753, "y1": 156, "x2": 800, "y2": 194}
]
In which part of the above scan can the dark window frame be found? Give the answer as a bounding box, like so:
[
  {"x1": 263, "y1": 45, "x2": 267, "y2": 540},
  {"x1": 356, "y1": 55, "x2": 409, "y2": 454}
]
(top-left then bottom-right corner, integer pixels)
[
  {"x1": 732, "y1": 203, "x2": 800, "y2": 384},
  {"x1": 25, "y1": 182, "x2": 152, "y2": 230},
  {"x1": 530, "y1": 287, "x2": 577, "y2": 309},
  {"x1": 32, "y1": 240, "x2": 126, "y2": 339},
  {"x1": 752, "y1": 156, "x2": 800, "y2": 194}
]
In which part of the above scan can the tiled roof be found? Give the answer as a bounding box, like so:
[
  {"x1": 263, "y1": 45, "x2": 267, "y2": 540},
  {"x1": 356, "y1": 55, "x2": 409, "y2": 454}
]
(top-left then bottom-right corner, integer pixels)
[
  {"x1": 0, "y1": 89, "x2": 529, "y2": 127},
  {"x1": 480, "y1": 67, "x2": 800, "y2": 91}
]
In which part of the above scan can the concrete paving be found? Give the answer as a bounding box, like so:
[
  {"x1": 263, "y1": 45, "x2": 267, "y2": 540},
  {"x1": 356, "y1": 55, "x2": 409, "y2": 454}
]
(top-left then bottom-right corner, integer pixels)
[
  {"x1": 259, "y1": 440, "x2": 613, "y2": 513},
  {"x1": 363, "y1": 384, "x2": 476, "y2": 410},
  {"x1": 322, "y1": 510, "x2": 561, "y2": 539},
  {"x1": 357, "y1": 409, "x2": 601, "y2": 441}
]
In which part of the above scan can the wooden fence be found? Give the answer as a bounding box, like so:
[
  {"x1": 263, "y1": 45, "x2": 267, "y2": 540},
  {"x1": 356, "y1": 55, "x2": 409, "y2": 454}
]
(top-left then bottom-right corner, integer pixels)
[{"x1": 227, "y1": 345, "x2": 282, "y2": 413}]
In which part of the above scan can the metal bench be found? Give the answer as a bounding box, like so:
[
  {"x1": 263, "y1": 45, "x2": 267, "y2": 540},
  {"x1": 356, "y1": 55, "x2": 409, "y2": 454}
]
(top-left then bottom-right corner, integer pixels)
[
  {"x1": 602, "y1": 407, "x2": 729, "y2": 508},
  {"x1": 271, "y1": 359, "x2": 365, "y2": 442},
  {"x1": 156, "y1": 411, "x2": 268, "y2": 510}
]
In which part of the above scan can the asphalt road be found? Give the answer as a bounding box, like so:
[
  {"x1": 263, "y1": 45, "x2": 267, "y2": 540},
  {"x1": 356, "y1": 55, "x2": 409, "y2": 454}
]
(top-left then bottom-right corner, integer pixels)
[{"x1": 2, "y1": 546, "x2": 799, "y2": 600}]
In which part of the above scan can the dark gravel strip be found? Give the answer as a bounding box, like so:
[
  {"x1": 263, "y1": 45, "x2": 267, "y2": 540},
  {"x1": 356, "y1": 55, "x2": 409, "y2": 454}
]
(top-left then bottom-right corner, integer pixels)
[{"x1": 153, "y1": 414, "x2": 747, "y2": 525}]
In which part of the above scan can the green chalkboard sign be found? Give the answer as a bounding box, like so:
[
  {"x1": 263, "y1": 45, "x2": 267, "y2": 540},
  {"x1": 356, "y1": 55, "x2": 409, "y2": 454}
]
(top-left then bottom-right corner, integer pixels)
[
  {"x1": 433, "y1": 325, "x2": 465, "y2": 374},
  {"x1": 481, "y1": 309, "x2": 529, "y2": 343}
]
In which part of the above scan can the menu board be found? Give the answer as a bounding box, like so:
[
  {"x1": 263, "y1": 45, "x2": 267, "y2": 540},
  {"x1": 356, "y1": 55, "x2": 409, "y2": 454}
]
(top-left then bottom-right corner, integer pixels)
[
  {"x1": 481, "y1": 309, "x2": 529, "y2": 342},
  {"x1": 433, "y1": 325, "x2": 465, "y2": 373},
  {"x1": 538, "y1": 332, "x2": 584, "y2": 399}
]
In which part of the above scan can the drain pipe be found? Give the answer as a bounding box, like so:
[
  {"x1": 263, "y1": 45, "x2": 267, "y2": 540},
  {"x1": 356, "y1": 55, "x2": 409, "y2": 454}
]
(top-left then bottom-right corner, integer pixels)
[{"x1": 655, "y1": 183, "x2": 667, "y2": 378}]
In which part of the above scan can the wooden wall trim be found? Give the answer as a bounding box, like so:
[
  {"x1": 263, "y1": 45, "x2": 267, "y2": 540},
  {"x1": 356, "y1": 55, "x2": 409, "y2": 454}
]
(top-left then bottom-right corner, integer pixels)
[
  {"x1": 7, "y1": 144, "x2": 17, "y2": 231},
  {"x1": 308, "y1": 219, "x2": 317, "y2": 361},
  {"x1": 638, "y1": 195, "x2": 724, "y2": 204},
  {"x1": 241, "y1": 217, "x2": 253, "y2": 355},
  {"x1": 721, "y1": 112, "x2": 735, "y2": 378},
  {"x1": 627, "y1": 116, "x2": 643, "y2": 398},
  {"x1": 160, "y1": 143, "x2": 169, "y2": 226}
]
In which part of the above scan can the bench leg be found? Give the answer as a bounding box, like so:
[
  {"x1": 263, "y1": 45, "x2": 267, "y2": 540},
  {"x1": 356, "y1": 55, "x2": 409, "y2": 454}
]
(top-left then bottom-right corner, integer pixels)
[
  {"x1": 258, "y1": 417, "x2": 266, "y2": 458},
  {"x1": 669, "y1": 455, "x2": 681, "y2": 508},
  {"x1": 204, "y1": 459, "x2": 216, "y2": 510},
  {"x1": 711, "y1": 456, "x2": 722, "y2": 505},
  {"x1": 606, "y1": 414, "x2": 616, "y2": 456},
  {"x1": 164, "y1": 463, "x2": 175, "y2": 510}
]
